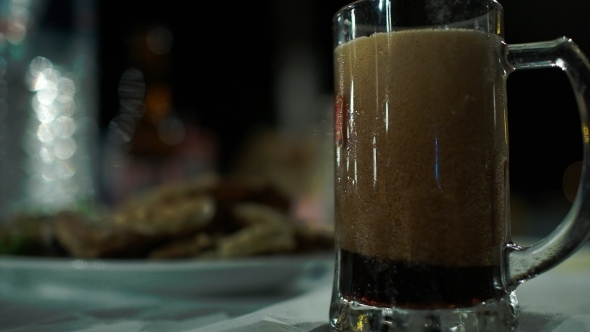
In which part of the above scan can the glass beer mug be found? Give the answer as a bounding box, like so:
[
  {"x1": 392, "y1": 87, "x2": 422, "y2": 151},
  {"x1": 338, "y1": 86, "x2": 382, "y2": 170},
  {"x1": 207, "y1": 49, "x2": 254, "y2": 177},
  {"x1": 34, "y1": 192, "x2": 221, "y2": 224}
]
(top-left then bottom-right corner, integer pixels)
[{"x1": 330, "y1": 0, "x2": 590, "y2": 331}]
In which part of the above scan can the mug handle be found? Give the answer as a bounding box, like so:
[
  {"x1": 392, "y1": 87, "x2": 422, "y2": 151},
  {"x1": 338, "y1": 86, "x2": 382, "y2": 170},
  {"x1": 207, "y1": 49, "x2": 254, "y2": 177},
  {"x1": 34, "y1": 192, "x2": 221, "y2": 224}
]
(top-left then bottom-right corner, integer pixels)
[{"x1": 505, "y1": 37, "x2": 590, "y2": 289}]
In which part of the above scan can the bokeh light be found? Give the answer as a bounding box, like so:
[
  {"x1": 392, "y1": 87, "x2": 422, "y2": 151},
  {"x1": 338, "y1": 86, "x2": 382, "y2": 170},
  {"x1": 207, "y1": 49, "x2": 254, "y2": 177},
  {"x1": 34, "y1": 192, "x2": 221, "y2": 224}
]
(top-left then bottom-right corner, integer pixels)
[
  {"x1": 107, "y1": 67, "x2": 146, "y2": 144},
  {"x1": 146, "y1": 26, "x2": 173, "y2": 55},
  {"x1": 22, "y1": 54, "x2": 83, "y2": 210}
]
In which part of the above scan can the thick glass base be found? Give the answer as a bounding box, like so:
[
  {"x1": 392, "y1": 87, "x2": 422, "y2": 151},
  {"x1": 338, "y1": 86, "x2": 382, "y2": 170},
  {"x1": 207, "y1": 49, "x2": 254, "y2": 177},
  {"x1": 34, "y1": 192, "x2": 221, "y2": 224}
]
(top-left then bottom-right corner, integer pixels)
[{"x1": 329, "y1": 291, "x2": 519, "y2": 332}]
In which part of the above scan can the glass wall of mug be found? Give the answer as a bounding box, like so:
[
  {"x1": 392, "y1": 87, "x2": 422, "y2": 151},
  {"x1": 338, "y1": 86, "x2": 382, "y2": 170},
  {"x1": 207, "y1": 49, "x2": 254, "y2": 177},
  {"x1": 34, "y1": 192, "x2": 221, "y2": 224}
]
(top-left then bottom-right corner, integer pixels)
[{"x1": 330, "y1": 0, "x2": 590, "y2": 331}]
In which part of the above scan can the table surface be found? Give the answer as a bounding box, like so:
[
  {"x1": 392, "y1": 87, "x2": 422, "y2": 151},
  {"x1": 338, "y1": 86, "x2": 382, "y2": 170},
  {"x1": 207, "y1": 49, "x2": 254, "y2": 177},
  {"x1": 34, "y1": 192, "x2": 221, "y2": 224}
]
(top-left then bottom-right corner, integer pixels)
[{"x1": 1, "y1": 240, "x2": 589, "y2": 332}]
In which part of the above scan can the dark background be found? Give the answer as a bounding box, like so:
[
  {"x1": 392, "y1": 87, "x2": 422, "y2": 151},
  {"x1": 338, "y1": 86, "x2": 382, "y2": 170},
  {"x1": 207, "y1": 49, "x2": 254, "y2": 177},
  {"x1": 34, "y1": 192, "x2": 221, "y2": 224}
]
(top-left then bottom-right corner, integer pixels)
[{"x1": 91, "y1": 0, "x2": 588, "y2": 207}]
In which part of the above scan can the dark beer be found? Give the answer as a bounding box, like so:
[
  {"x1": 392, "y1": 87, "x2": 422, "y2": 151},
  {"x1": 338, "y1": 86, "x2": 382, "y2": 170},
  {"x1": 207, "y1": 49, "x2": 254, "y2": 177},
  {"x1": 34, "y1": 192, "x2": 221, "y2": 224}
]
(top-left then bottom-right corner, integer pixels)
[
  {"x1": 333, "y1": 29, "x2": 508, "y2": 309},
  {"x1": 338, "y1": 249, "x2": 502, "y2": 309}
]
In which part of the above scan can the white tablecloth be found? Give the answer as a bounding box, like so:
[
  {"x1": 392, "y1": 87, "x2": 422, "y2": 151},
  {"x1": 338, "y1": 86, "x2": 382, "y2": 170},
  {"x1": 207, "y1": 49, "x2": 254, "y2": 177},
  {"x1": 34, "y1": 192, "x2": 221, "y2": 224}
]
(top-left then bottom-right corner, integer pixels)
[{"x1": 1, "y1": 245, "x2": 589, "y2": 332}]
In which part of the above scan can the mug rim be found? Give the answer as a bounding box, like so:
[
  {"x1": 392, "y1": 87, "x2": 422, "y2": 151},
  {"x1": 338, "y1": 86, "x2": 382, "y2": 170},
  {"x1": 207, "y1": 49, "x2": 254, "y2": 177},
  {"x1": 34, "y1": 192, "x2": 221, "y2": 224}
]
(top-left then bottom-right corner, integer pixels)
[{"x1": 332, "y1": 0, "x2": 504, "y2": 24}]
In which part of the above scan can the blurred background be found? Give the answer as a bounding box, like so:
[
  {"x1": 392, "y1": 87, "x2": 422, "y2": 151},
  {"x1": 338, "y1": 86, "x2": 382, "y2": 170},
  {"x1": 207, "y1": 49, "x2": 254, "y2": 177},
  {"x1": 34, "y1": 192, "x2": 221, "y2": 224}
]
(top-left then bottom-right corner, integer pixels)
[
  {"x1": 0, "y1": 0, "x2": 588, "y2": 239},
  {"x1": 98, "y1": 0, "x2": 590, "y2": 238}
]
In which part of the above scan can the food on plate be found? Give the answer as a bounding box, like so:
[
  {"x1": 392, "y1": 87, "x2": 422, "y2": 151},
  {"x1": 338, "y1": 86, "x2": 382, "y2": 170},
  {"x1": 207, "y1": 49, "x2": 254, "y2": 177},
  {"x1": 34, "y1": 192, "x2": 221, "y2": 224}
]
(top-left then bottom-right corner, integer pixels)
[
  {"x1": 0, "y1": 173, "x2": 334, "y2": 259},
  {"x1": 215, "y1": 203, "x2": 298, "y2": 258},
  {"x1": 0, "y1": 213, "x2": 56, "y2": 256}
]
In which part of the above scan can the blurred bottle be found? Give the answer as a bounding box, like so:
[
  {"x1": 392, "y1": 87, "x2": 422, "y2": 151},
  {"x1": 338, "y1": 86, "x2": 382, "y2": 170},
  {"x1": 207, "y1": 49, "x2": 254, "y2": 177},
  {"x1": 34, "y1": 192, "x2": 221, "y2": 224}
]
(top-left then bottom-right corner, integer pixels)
[
  {"x1": 0, "y1": 0, "x2": 99, "y2": 219},
  {"x1": 102, "y1": 23, "x2": 218, "y2": 206}
]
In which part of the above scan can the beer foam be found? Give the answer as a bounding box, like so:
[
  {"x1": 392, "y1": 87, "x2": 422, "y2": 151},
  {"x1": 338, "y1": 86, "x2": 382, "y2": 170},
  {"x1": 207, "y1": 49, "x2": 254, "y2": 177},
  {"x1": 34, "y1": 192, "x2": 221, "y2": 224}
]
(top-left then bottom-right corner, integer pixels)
[{"x1": 334, "y1": 29, "x2": 508, "y2": 267}]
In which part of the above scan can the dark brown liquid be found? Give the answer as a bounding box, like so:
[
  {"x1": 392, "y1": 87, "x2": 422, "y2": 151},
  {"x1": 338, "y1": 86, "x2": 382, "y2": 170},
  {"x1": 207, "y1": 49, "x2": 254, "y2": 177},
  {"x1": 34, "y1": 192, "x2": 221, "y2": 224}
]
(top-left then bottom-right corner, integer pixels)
[
  {"x1": 339, "y1": 249, "x2": 502, "y2": 309},
  {"x1": 334, "y1": 29, "x2": 508, "y2": 267}
]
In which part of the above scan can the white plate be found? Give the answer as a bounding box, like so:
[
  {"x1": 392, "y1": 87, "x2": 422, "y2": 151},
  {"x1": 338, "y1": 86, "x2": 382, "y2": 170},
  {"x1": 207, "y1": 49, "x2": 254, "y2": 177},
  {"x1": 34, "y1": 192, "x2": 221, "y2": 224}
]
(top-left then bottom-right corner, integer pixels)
[{"x1": 0, "y1": 252, "x2": 334, "y2": 298}]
